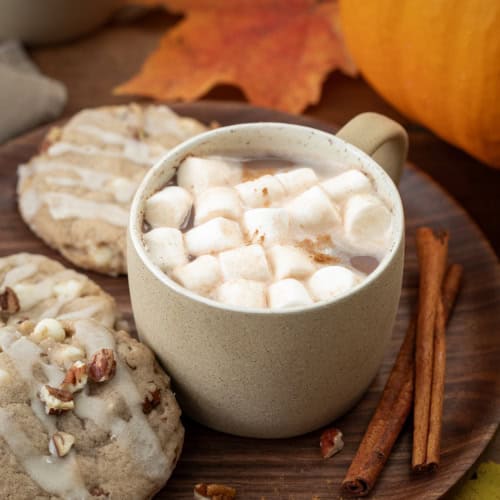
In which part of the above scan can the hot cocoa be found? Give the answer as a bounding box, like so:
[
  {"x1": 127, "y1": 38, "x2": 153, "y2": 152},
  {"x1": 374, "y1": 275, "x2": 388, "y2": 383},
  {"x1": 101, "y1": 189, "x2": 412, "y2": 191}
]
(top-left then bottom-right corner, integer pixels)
[{"x1": 141, "y1": 155, "x2": 394, "y2": 309}]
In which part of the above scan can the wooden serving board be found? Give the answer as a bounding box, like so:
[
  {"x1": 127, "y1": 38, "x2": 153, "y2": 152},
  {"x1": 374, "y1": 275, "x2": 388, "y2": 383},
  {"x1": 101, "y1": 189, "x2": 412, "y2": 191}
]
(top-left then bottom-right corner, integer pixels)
[{"x1": 1, "y1": 102, "x2": 499, "y2": 500}]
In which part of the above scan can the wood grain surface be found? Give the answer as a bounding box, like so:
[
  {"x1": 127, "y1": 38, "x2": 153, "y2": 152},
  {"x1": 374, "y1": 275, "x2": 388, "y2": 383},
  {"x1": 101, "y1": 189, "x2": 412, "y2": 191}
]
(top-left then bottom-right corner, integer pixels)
[{"x1": 1, "y1": 102, "x2": 499, "y2": 499}]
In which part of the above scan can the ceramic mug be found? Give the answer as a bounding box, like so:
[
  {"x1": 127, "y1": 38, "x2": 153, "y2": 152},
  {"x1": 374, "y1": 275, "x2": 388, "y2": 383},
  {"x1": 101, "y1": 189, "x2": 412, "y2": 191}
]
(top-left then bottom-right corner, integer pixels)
[{"x1": 128, "y1": 113, "x2": 408, "y2": 438}]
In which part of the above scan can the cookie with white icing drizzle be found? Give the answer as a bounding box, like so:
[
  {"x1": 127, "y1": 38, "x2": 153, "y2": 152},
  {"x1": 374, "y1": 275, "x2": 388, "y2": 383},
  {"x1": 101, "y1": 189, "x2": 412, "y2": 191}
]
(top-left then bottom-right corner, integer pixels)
[
  {"x1": 17, "y1": 104, "x2": 208, "y2": 275},
  {"x1": 0, "y1": 253, "x2": 119, "y2": 329},
  {"x1": 0, "y1": 317, "x2": 184, "y2": 499}
]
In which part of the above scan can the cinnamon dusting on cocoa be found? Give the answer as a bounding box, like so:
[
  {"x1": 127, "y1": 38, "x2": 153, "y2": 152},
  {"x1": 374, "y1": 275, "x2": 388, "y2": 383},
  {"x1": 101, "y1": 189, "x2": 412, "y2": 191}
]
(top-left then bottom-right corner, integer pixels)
[
  {"x1": 241, "y1": 167, "x2": 279, "y2": 182},
  {"x1": 298, "y1": 234, "x2": 339, "y2": 264}
]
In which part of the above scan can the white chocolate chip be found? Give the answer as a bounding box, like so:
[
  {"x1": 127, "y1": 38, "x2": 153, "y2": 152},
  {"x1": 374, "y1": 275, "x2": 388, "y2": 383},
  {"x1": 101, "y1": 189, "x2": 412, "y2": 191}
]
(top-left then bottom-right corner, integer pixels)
[
  {"x1": 31, "y1": 318, "x2": 66, "y2": 343},
  {"x1": 54, "y1": 279, "x2": 83, "y2": 301},
  {"x1": 88, "y1": 245, "x2": 114, "y2": 267}
]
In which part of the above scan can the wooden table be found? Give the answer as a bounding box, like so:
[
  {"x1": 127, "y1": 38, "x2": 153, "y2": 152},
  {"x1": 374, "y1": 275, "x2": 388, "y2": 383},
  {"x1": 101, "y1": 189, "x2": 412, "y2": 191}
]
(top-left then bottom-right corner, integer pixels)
[{"x1": 22, "y1": 7, "x2": 499, "y2": 493}]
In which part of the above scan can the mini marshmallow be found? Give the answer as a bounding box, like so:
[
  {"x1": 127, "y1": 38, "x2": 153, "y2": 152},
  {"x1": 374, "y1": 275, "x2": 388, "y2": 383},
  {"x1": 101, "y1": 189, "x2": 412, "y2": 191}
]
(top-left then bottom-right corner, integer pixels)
[
  {"x1": 321, "y1": 169, "x2": 371, "y2": 202},
  {"x1": 235, "y1": 175, "x2": 285, "y2": 208},
  {"x1": 177, "y1": 156, "x2": 241, "y2": 195},
  {"x1": 143, "y1": 227, "x2": 187, "y2": 271},
  {"x1": 216, "y1": 279, "x2": 267, "y2": 309},
  {"x1": 194, "y1": 187, "x2": 242, "y2": 225},
  {"x1": 268, "y1": 245, "x2": 315, "y2": 280},
  {"x1": 184, "y1": 217, "x2": 244, "y2": 256},
  {"x1": 243, "y1": 208, "x2": 289, "y2": 247},
  {"x1": 275, "y1": 168, "x2": 318, "y2": 196},
  {"x1": 308, "y1": 265, "x2": 359, "y2": 301},
  {"x1": 344, "y1": 194, "x2": 392, "y2": 246},
  {"x1": 287, "y1": 186, "x2": 340, "y2": 234},
  {"x1": 172, "y1": 255, "x2": 221, "y2": 295},
  {"x1": 31, "y1": 318, "x2": 66, "y2": 343},
  {"x1": 268, "y1": 279, "x2": 313, "y2": 309},
  {"x1": 145, "y1": 185, "x2": 193, "y2": 229},
  {"x1": 219, "y1": 244, "x2": 271, "y2": 282}
]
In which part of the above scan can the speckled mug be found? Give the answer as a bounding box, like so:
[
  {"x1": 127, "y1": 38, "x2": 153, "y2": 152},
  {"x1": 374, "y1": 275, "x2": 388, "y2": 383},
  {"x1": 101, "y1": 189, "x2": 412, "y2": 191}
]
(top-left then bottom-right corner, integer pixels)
[{"x1": 128, "y1": 113, "x2": 408, "y2": 438}]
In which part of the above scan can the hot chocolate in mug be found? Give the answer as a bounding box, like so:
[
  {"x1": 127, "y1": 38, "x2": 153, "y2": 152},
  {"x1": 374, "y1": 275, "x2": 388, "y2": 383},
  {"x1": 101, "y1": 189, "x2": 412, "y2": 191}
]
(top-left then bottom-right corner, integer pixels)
[{"x1": 128, "y1": 113, "x2": 408, "y2": 438}]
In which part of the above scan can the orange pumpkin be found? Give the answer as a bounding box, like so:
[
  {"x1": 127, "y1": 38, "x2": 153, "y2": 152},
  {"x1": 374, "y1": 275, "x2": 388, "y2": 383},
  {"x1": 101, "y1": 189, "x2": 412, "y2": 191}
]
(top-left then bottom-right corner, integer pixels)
[{"x1": 339, "y1": 0, "x2": 500, "y2": 168}]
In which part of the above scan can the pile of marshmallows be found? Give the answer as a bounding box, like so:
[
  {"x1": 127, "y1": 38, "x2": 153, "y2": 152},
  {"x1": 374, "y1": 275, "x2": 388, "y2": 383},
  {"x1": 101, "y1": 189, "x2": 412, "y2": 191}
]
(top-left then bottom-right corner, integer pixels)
[{"x1": 142, "y1": 157, "x2": 392, "y2": 309}]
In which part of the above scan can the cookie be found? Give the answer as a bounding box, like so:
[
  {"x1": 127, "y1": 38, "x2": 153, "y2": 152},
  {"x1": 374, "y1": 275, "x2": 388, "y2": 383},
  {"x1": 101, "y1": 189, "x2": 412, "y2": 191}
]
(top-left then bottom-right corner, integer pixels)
[
  {"x1": 17, "y1": 104, "x2": 208, "y2": 275},
  {"x1": 0, "y1": 253, "x2": 119, "y2": 328},
  {"x1": 0, "y1": 317, "x2": 183, "y2": 499}
]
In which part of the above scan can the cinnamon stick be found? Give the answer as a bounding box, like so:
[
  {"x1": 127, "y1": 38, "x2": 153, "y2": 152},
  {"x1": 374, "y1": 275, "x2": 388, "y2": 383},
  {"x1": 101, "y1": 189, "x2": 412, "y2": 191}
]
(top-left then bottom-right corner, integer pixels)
[
  {"x1": 341, "y1": 260, "x2": 462, "y2": 496},
  {"x1": 341, "y1": 319, "x2": 415, "y2": 497},
  {"x1": 412, "y1": 228, "x2": 449, "y2": 470},
  {"x1": 423, "y1": 264, "x2": 463, "y2": 471}
]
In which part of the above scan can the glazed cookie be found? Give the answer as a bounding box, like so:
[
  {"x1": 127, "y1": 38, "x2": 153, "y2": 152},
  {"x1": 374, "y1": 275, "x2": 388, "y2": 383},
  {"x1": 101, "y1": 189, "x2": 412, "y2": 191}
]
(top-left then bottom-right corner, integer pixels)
[
  {"x1": 0, "y1": 317, "x2": 183, "y2": 499},
  {"x1": 0, "y1": 253, "x2": 119, "y2": 328},
  {"x1": 17, "y1": 104, "x2": 208, "y2": 275}
]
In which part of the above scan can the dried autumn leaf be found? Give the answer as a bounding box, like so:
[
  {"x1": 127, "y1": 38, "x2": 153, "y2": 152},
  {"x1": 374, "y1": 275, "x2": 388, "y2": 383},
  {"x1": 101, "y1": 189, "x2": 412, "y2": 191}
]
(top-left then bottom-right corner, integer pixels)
[{"x1": 116, "y1": 0, "x2": 356, "y2": 113}]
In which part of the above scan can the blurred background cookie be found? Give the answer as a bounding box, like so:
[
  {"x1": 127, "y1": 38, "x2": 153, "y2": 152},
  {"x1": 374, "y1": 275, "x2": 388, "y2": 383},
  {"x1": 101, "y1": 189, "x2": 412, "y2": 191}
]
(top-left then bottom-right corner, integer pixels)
[{"x1": 17, "y1": 104, "x2": 208, "y2": 275}]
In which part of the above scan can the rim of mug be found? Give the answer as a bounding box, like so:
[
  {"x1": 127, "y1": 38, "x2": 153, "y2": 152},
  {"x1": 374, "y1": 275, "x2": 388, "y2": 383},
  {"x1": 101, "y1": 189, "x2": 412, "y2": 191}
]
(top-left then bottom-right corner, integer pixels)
[{"x1": 129, "y1": 121, "x2": 405, "y2": 315}]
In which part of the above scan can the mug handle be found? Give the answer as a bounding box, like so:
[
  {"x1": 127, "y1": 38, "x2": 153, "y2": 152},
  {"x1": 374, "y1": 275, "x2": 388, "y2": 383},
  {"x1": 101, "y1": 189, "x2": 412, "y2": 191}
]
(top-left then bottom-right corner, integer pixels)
[{"x1": 336, "y1": 112, "x2": 408, "y2": 185}]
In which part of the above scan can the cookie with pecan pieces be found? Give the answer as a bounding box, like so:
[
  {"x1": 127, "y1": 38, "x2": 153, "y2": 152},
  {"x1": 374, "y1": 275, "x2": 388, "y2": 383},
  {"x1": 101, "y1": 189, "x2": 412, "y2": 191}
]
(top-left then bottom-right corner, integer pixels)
[
  {"x1": 0, "y1": 252, "x2": 120, "y2": 328},
  {"x1": 17, "y1": 103, "x2": 208, "y2": 275},
  {"x1": 0, "y1": 317, "x2": 183, "y2": 499}
]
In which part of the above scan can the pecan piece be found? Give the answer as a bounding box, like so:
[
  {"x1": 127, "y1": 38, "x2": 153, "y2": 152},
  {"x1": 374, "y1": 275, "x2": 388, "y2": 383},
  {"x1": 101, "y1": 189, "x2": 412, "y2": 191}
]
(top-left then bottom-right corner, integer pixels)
[
  {"x1": 49, "y1": 431, "x2": 75, "y2": 457},
  {"x1": 61, "y1": 360, "x2": 88, "y2": 393},
  {"x1": 320, "y1": 427, "x2": 344, "y2": 459},
  {"x1": 88, "y1": 349, "x2": 116, "y2": 383},
  {"x1": 194, "y1": 483, "x2": 237, "y2": 500},
  {"x1": 142, "y1": 383, "x2": 161, "y2": 414},
  {"x1": 89, "y1": 486, "x2": 109, "y2": 497},
  {"x1": 0, "y1": 287, "x2": 20, "y2": 314},
  {"x1": 39, "y1": 385, "x2": 74, "y2": 415}
]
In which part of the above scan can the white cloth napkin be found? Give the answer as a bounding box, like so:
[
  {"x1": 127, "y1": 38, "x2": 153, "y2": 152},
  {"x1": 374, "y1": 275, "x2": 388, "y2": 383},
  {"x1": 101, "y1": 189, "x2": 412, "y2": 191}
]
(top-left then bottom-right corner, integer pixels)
[{"x1": 0, "y1": 40, "x2": 67, "y2": 143}]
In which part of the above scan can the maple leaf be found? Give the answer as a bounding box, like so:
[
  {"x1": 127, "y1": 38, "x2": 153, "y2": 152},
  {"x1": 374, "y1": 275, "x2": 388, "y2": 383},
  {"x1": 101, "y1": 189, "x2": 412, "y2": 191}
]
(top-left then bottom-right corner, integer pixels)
[{"x1": 115, "y1": 0, "x2": 356, "y2": 113}]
